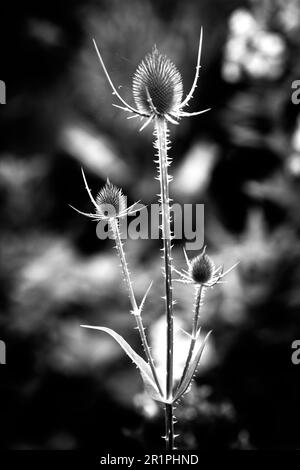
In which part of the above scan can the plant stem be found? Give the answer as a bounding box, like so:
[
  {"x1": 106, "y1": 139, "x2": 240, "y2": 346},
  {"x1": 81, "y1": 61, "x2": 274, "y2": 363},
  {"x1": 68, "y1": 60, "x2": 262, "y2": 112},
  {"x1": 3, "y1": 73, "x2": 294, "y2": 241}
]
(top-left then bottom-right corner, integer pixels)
[
  {"x1": 165, "y1": 403, "x2": 174, "y2": 451},
  {"x1": 154, "y1": 116, "x2": 174, "y2": 450},
  {"x1": 110, "y1": 218, "x2": 163, "y2": 397},
  {"x1": 177, "y1": 285, "x2": 203, "y2": 392}
]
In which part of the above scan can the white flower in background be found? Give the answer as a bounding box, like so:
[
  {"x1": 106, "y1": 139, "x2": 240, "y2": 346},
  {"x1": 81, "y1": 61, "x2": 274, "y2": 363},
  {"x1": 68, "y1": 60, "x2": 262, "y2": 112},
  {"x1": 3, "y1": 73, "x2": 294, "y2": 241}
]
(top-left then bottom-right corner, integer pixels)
[
  {"x1": 229, "y1": 9, "x2": 257, "y2": 36},
  {"x1": 222, "y1": 8, "x2": 286, "y2": 82}
]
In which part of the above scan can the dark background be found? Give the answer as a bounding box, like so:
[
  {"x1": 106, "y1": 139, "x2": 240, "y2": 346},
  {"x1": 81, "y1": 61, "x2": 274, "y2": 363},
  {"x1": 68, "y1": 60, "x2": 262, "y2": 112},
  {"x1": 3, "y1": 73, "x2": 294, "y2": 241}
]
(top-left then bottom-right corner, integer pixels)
[{"x1": 1, "y1": 0, "x2": 300, "y2": 451}]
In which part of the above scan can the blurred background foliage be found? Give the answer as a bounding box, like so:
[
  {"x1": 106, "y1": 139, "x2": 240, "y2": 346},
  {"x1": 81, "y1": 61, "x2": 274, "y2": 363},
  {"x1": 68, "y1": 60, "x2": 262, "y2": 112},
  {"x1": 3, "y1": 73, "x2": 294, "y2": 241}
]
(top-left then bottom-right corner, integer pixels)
[{"x1": 1, "y1": 0, "x2": 300, "y2": 450}]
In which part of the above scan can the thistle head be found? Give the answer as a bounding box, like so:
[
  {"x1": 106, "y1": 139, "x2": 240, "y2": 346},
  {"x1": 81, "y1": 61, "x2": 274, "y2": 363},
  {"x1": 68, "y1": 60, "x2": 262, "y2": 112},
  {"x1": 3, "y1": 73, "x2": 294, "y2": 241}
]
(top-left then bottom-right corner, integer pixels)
[
  {"x1": 132, "y1": 46, "x2": 183, "y2": 116},
  {"x1": 70, "y1": 170, "x2": 143, "y2": 222},
  {"x1": 173, "y1": 247, "x2": 239, "y2": 287},
  {"x1": 189, "y1": 250, "x2": 215, "y2": 285},
  {"x1": 96, "y1": 179, "x2": 127, "y2": 218},
  {"x1": 93, "y1": 29, "x2": 210, "y2": 131}
]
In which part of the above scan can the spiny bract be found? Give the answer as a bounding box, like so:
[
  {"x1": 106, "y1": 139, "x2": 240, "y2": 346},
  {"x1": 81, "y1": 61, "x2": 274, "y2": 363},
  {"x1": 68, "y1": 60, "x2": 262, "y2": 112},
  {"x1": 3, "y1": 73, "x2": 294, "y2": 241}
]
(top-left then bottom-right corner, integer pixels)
[{"x1": 132, "y1": 46, "x2": 183, "y2": 116}]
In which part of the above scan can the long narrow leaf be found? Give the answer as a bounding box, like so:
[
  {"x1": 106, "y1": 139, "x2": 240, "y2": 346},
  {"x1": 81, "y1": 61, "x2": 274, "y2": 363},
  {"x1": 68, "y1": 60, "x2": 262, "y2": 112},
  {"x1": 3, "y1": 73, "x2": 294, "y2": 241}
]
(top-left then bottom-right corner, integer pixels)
[
  {"x1": 81, "y1": 325, "x2": 164, "y2": 402},
  {"x1": 173, "y1": 330, "x2": 212, "y2": 402}
]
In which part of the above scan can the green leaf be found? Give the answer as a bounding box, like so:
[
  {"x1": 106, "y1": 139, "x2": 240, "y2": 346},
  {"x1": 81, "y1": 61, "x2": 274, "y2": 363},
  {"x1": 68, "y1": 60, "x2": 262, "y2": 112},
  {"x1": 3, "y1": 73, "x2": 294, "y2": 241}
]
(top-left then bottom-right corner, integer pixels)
[
  {"x1": 81, "y1": 325, "x2": 164, "y2": 402},
  {"x1": 173, "y1": 330, "x2": 212, "y2": 402}
]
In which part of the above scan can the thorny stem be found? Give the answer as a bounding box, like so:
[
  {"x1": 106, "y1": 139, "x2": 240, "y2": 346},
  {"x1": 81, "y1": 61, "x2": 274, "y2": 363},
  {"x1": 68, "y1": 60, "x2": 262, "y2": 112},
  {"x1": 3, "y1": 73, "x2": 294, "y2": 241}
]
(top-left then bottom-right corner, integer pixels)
[
  {"x1": 110, "y1": 218, "x2": 163, "y2": 397},
  {"x1": 165, "y1": 404, "x2": 174, "y2": 452},
  {"x1": 177, "y1": 285, "x2": 203, "y2": 392},
  {"x1": 154, "y1": 116, "x2": 174, "y2": 451}
]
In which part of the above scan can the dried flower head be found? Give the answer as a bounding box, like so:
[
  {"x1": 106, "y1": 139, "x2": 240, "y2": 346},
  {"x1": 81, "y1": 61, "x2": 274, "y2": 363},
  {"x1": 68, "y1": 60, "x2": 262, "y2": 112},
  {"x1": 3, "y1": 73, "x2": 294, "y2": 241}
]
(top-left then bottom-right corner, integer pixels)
[
  {"x1": 70, "y1": 169, "x2": 142, "y2": 221},
  {"x1": 173, "y1": 247, "x2": 239, "y2": 287},
  {"x1": 96, "y1": 180, "x2": 127, "y2": 218},
  {"x1": 92, "y1": 29, "x2": 210, "y2": 131},
  {"x1": 133, "y1": 46, "x2": 183, "y2": 116},
  {"x1": 190, "y1": 251, "x2": 215, "y2": 284}
]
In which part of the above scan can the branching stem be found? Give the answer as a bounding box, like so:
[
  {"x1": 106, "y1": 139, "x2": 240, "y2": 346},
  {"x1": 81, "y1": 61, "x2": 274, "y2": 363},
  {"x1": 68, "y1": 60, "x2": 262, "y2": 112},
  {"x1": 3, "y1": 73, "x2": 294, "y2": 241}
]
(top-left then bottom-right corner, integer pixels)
[{"x1": 110, "y1": 218, "x2": 163, "y2": 397}]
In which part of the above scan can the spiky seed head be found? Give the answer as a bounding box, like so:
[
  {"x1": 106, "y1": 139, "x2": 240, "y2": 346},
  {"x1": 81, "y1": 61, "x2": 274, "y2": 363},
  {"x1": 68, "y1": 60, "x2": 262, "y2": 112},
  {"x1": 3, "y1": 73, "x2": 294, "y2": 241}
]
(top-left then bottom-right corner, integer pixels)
[
  {"x1": 190, "y1": 252, "x2": 215, "y2": 284},
  {"x1": 96, "y1": 180, "x2": 126, "y2": 218},
  {"x1": 132, "y1": 46, "x2": 183, "y2": 116}
]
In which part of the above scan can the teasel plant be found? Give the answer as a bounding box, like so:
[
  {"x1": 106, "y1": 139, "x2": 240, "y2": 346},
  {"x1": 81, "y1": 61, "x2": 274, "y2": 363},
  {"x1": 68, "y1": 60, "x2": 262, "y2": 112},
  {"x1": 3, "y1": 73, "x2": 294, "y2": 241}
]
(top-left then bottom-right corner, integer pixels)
[{"x1": 72, "y1": 29, "x2": 238, "y2": 451}]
